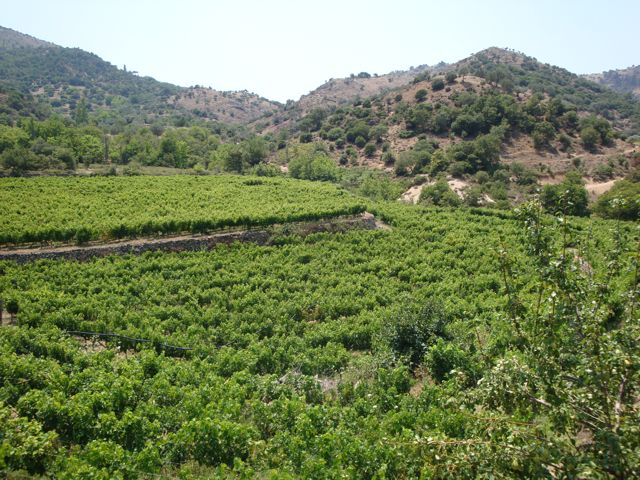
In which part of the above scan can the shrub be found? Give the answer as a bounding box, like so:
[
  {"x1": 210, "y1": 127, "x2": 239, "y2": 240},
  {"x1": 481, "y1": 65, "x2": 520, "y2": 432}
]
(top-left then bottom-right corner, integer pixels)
[
  {"x1": 592, "y1": 163, "x2": 614, "y2": 181},
  {"x1": 532, "y1": 122, "x2": 556, "y2": 150},
  {"x1": 431, "y1": 78, "x2": 445, "y2": 91},
  {"x1": 381, "y1": 300, "x2": 449, "y2": 368},
  {"x1": 415, "y1": 89, "x2": 428, "y2": 102},
  {"x1": 540, "y1": 172, "x2": 589, "y2": 216},
  {"x1": 364, "y1": 143, "x2": 376, "y2": 157},
  {"x1": 382, "y1": 151, "x2": 395, "y2": 165},
  {"x1": 327, "y1": 127, "x2": 344, "y2": 142},
  {"x1": 419, "y1": 181, "x2": 461, "y2": 207},
  {"x1": 289, "y1": 153, "x2": 339, "y2": 182},
  {"x1": 580, "y1": 126, "x2": 600, "y2": 152},
  {"x1": 592, "y1": 180, "x2": 639, "y2": 220},
  {"x1": 425, "y1": 339, "x2": 472, "y2": 382},
  {"x1": 558, "y1": 133, "x2": 572, "y2": 152}
]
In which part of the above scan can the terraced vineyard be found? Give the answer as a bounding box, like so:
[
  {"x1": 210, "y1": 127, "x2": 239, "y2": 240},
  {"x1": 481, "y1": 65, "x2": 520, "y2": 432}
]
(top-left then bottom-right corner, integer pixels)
[
  {"x1": 1, "y1": 193, "x2": 638, "y2": 478},
  {"x1": 0, "y1": 176, "x2": 366, "y2": 245}
]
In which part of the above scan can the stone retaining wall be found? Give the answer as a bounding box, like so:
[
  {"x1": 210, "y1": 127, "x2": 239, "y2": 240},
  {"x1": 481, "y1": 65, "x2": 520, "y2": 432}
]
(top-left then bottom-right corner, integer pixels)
[{"x1": 0, "y1": 213, "x2": 379, "y2": 263}]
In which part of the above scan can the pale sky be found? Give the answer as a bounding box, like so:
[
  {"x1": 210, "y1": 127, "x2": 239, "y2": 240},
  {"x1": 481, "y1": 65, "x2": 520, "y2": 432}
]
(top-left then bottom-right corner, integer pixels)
[{"x1": 2, "y1": 0, "x2": 638, "y2": 102}]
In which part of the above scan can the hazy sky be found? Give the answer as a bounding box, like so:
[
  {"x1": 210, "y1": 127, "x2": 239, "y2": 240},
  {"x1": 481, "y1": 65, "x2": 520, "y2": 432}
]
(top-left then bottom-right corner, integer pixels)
[{"x1": 3, "y1": 0, "x2": 639, "y2": 102}]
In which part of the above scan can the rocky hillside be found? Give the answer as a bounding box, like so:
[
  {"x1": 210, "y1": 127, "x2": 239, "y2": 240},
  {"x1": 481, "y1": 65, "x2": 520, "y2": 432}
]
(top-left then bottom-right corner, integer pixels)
[
  {"x1": 296, "y1": 66, "x2": 432, "y2": 114},
  {"x1": 170, "y1": 87, "x2": 280, "y2": 125},
  {"x1": 584, "y1": 65, "x2": 640, "y2": 98}
]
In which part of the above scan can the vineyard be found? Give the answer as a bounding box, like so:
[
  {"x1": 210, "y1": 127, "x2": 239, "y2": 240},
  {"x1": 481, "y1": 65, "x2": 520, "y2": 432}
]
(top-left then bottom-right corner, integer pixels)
[
  {"x1": 0, "y1": 176, "x2": 366, "y2": 245},
  {"x1": 1, "y1": 187, "x2": 638, "y2": 478}
]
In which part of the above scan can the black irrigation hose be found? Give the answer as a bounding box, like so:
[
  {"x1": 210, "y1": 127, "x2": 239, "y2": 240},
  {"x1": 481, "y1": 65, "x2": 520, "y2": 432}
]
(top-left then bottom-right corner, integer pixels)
[{"x1": 65, "y1": 330, "x2": 192, "y2": 353}]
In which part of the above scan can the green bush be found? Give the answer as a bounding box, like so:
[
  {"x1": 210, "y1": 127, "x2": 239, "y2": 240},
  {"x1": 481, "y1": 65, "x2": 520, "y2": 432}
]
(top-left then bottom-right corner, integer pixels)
[
  {"x1": 532, "y1": 121, "x2": 556, "y2": 150},
  {"x1": 580, "y1": 126, "x2": 600, "y2": 152},
  {"x1": 540, "y1": 172, "x2": 589, "y2": 216},
  {"x1": 289, "y1": 153, "x2": 339, "y2": 182},
  {"x1": 593, "y1": 180, "x2": 639, "y2": 220},
  {"x1": 431, "y1": 78, "x2": 445, "y2": 91},
  {"x1": 415, "y1": 89, "x2": 428, "y2": 102},
  {"x1": 364, "y1": 143, "x2": 377, "y2": 157},
  {"x1": 380, "y1": 300, "x2": 450, "y2": 368},
  {"x1": 419, "y1": 181, "x2": 461, "y2": 207},
  {"x1": 425, "y1": 338, "x2": 472, "y2": 382}
]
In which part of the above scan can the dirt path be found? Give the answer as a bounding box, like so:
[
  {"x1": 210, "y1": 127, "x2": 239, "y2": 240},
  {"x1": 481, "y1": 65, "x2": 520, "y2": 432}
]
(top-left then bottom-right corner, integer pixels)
[
  {"x1": 585, "y1": 178, "x2": 619, "y2": 199},
  {"x1": 0, "y1": 213, "x2": 386, "y2": 263}
]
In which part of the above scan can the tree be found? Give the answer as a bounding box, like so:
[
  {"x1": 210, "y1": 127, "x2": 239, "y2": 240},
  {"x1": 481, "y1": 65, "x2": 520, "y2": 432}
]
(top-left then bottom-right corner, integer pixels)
[
  {"x1": 580, "y1": 126, "x2": 600, "y2": 152},
  {"x1": 73, "y1": 97, "x2": 89, "y2": 125},
  {"x1": 540, "y1": 172, "x2": 589, "y2": 216},
  {"x1": 445, "y1": 72, "x2": 457, "y2": 84},
  {"x1": 299, "y1": 108, "x2": 326, "y2": 132},
  {"x1": 431, "y1": 78, "x2": 445, "y2": 91},
  {"x1": 419, "y1": 181, "x2": 461, "y2": 207},
  {"x1": 592, "y1": 180, "x2": 640, "y2": 220},
  {"x1": 414, "y1": 89, "x2": 428, "y2": 102},
  {"x1": 242, "y1": 137, "x2": 268, "y2": 166},
  {"x1": 6, "y1": 298, "x2": 19, "y2": 325},
  {"x1": 216, "y1": 144, "x2": 244, "y2": 173},
  {"x1": 289, "y1": 153, "x2": 339, "y2": 181},
  {"x1": 532, "y1": 121, "x2": 556, "y2": 150}
]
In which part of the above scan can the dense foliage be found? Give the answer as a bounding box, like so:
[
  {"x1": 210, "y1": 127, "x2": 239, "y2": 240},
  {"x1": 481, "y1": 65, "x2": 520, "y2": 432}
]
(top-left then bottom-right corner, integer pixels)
[
  {"x1": 593, "y1": 179, "x2": 640, "y2": 220},
  {"x1": 0, "y1": 176, "x2": 365, "y2": 244},
  {"x1": 0, "y1": 45, "x2": 183, "y2": 125},
  {"x1": 0, "y1": 195, "x2": 637, "y2": 477},
  {"x1": 540, "y1": 172, "x2": 590, "y2": 216}
]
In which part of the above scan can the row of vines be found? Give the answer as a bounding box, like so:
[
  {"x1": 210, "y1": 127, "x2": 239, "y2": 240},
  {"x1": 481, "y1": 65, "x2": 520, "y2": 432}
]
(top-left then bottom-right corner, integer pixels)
[
  {"x1": 0, "y1": 176, "x2": 366, "y2": 245},
  {"x1": 0, "y1": 202, "x2": 638, "y2": 478}
]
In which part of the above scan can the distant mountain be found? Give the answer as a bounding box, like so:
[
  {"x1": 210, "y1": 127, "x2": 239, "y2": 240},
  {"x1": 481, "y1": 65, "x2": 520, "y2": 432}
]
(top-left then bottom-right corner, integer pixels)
[
  {"x1": 584, "y1": 65, "x2": 640, "y2": 98},
  {"x1": 0, "y1": 26, "x2": 281, "y2": 126}
]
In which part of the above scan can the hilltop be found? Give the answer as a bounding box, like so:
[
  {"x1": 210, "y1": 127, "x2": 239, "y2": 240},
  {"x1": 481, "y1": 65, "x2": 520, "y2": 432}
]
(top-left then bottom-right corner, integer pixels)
[
  {"x1": 0, "y1": 26, "x2": 280, "y2": 126},
  {"x1": 0, "y1": 25, "x2": 54, "y2": 48},
  {"x1": 296, "y1": 65, "x2": 432, "y2": 114}
]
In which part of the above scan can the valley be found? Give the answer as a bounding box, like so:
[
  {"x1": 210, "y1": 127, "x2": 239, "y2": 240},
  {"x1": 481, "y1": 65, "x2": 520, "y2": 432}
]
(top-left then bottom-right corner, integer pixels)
[{"x1": 0, "y1": 22, "x2": 638, "y2": 479}]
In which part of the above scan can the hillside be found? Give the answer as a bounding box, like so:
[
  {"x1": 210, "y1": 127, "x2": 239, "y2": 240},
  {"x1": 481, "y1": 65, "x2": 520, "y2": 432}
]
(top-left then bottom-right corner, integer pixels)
[
  {"x1": 170, "y1": 87, "x2": 281, "y2": 125},
  {"x1": 585, "y1": 65, "x2": 640, "y2": 98},
  {"x1": 1, "y1": 27, "x2": 639, "y2": 210},
  {"x1": 283, "y1": 48, "x2": 640, "y2": 186},
  {"x1": 0, "y1": 26, "x2": 280, "y2": 126},
  {"x1": 297, "y1": 65, "x2": 432, "y2": 114},
  {"x1": 0, "y1": 25, "x2": 54, "y2": 48}
]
